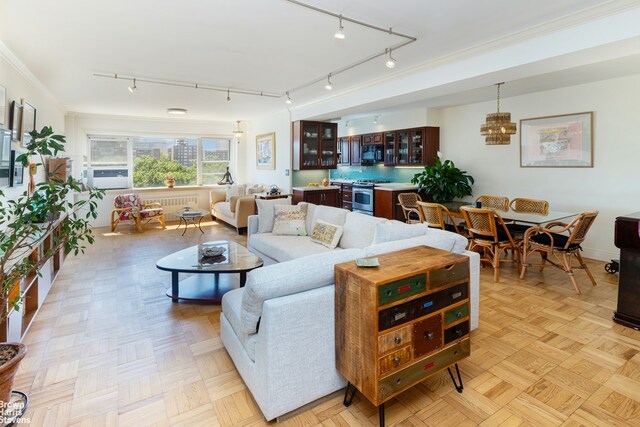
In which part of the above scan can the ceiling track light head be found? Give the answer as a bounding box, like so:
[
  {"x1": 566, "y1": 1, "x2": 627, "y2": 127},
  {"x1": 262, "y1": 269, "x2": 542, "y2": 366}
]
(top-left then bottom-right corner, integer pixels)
[
  {"x1": 128, "y1": 78, "x2": 137, "y2": 93},
  {"x1": 373, "y1": 115, "x2": 378, "y2": 124},
  {"x1": 334, "y1": 14, "x2": 345, "y2": 39},
  {"x1": 325, "y1": 73, "x2": 333, "y2": 91},
  {"x1": 385, "y1": 49, "x2": 396, "y2": 69},
  {"x1": 227, "y1": 90, "x2": 231, "y2": 102},
  {"x1": 285, "y1": 91, "x2": 292, "y2": 104}
]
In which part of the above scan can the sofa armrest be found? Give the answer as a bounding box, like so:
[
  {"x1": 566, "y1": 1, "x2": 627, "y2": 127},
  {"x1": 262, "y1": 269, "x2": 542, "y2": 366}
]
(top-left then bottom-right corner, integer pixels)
[
  {"x1": 209, "y1": 189, "x2": 226, "y2": 212},
  {"x1": 248, "y1": 215, "x2": 259, "y2": 236},
  {"x1": 234, "y1": 196, "x2": 257, "y2": 228}
]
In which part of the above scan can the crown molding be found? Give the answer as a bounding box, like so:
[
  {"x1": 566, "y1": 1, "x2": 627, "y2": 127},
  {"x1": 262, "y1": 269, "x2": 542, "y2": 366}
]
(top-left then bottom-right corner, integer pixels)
[
  {"x1": 70, "y1": 111, "x2": 234, "y2": 126},
  {"x1": 0, "y1": 39, "x2": 66, "y2": 113}
]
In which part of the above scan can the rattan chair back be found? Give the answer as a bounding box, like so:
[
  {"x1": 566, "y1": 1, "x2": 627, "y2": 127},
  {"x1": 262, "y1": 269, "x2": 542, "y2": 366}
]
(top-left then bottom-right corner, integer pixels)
[
  {"x1": 566, "y1": 211, "x2": 599, "y2": 248},
  {"x1": 416, "y1": 201, "x2": 445, "y2": 229},
  {"x1": 476, "y1": 195, "x2": 509, "y2": 211},
  {"x1": 398, "y1": 193, "x2": 423, "y2": 223},
  {"x1": 510, "y1": 198, "x2": 549, "y2": 214},
  {"x1": 460, "y1": 206, "x2": 500, "y2": 241}
]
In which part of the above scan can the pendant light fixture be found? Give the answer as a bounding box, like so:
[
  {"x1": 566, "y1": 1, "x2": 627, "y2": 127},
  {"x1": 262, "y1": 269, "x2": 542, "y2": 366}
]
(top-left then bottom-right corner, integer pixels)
[
  {"x1": 334, "y1": 14, "x2": 345, "y2": 39},
  {"x1": 480, "y1": 82, "x2": 516, "y2": 145},
  {"x1": 385, "y1": 49, "x2": 396, "y2": 69},
  {"x1": 128, "y1": 78, "x2": 137, "y2": 93},
  {"x1": 325, "y1": 73, "x2": 333, "y2": 91},
  {"x1": 233, "y1": 120, "x2": 244, "y2": 138}
]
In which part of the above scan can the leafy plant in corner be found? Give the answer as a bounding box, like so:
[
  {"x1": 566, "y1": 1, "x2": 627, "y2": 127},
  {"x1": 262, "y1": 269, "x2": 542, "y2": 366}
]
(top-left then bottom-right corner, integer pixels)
[
  {"x1": 0, "y1": 126, "x2": 104, "y2": 404},
  {"x1": 411, "y1": 157, "x2": 474, "y2": 202}
]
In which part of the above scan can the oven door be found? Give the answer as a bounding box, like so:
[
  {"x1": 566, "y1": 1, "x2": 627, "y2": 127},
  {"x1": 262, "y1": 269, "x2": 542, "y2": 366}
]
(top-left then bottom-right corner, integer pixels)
[{"x1": 352, "y1": 186, "x2": 374, "y2": 213}]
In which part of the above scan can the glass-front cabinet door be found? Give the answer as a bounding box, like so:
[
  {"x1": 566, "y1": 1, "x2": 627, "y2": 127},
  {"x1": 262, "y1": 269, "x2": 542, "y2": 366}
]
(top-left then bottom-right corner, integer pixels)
[
  {"x1": 302, "y1": 122, "x2": 320, "y2": 168},
  {"x1": 409, "y1": 128, "x2": 425, "y2": 165},
  {"x1": 397, "y1": 130, "x2": 409, "y2": 165},
  {"x1": 384, "y1": 131, "x2": 396, "y2": 165},
  {"x1": 320, "y1": 124, "x2": 336, "y2": 168}
]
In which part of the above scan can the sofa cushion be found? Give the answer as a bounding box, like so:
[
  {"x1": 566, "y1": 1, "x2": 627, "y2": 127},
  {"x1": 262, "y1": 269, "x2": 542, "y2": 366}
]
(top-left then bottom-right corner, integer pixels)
[
  {"x1": 340, "y1": 212, "x2": 387, "y2": 249},
  {"x1": 221, "y1": 288, "x2": 257, "y2": 361},
  {"x1": 273, "y1": 204, "x2": 308, "y2": 236},
  {"x1": 256, "y1": 197, "x2": 292, "y2": 233},
  {"x1": 246, "y1": 184, "x2": 264, "y2": 195},
  {"x1": 364, "y1": 228, "x2": 469, "y2": 256},
  {"x1": 373, "y1": 220, "x2": 428, "y2": 244},
  {"x1": 240, "y1": 248, "x2": 365, "y2": 334},
  {"x1": 312, "y1": 205, "x2": 349, "y2": 230},
  {"x1": 226, "y1": 184, "x2": 246, "y2": 202},
  {"x1": 215, "y1": 201, "x2": 233, "y2": 218},
  {"x1": 310, "y1": 219, "x2": 343, "y2": 249},
  {"x1": 250, "y1": 233, "x2": 336, "y2": 262},
  {"x1": 300, "y1": 202, "x2": 317, "y2": 236}
]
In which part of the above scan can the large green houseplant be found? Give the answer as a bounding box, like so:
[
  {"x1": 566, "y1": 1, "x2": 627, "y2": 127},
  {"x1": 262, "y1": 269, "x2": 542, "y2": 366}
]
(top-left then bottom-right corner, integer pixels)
[
  {"x1": 0, "y1": 126, "x2": 103, "y2": 412},
  {"x1": 411, "y1": 155, "x2": 474, "y2": 202}
]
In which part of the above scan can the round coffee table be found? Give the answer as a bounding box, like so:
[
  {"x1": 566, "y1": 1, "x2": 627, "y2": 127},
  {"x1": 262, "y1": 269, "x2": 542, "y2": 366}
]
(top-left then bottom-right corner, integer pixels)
[
  {"x1": 176, "y1": 208, "x2": 207, "y2": 236},
  {"x1": 156, "y1": 240, "x2": 263, "y2": 303}
]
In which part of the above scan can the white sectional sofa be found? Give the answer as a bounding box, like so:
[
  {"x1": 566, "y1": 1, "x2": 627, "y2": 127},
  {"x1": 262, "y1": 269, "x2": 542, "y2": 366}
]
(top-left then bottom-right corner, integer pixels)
[{"x1": 220, "y1": 202, "x2": 480, "y2": 421}]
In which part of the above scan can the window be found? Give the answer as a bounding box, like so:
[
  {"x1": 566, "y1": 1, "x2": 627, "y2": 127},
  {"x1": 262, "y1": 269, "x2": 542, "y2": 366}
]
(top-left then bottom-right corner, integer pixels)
[{"x1": 86, "y1": 135, "x2": 232, "y2": 189}]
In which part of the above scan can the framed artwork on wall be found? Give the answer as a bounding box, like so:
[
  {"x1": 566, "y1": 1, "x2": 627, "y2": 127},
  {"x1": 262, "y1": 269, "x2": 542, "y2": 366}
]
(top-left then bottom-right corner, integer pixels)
[
  {"x1": 21, "y1": 100, "x2": 36, "y2": 147},
  {"x1": 256, "y1": 132, "x2": 276, "y2": 170},
  {"x1": 10, "y1": 149, "x2": 25, "y2": 187},
  {"x1": 520, "y1": 112, "x2": 593, "y2": 167},
  {"x1": 0, "y1": 85, "x2": 6, "y2": 126},
  {"x1": 0, "y1": 129, "x2": 10, "y2": 187},
  {"x1": 9, "y1": 100, "x2": 21, "y2": 142}
]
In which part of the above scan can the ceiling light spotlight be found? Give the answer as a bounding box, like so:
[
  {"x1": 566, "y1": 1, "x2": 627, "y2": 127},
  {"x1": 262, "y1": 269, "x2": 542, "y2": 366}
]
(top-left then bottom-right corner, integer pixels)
[
  {"x1": 345, "y1": 120, "x2": 350, "y2": 128},
  {"x1": 325, "y1": 74, "x2": 333, "y2": 91},
  {"x1": 285, "y1": 91, "x2": 292, "y2": 105},
  {"x1": 167, "y1": 108, "x2": 187, "y2": 115},
  {"x1": 373, "y1": 116, "x2": 379, "y2": 124},
  {"x1": 334, "y1": 15, "x2": 345, "y2": 39},
  {"x1": 385, "y1": 49, "x2": 396, "y2": 69},
  {"x1": 128, "y1": 78, "x2": 137, "y2": 93},
  {"x1": 226, "y1": 90, "x2": 231, "y2": 102},
  {"x1": 233, "y1": 120, "x2": 244, "y2": 137}
]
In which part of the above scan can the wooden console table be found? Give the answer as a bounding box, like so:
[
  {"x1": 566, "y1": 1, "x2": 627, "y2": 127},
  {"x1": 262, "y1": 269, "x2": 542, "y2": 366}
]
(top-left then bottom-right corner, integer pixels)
[{"x1": 335, "y1": 246, "x2": 471, "y2": 426}]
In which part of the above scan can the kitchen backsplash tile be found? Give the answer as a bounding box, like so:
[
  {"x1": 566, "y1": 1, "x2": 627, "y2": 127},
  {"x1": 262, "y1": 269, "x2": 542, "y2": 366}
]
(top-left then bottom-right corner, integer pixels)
[{"x1": 330, "y1": 165, "x2": 423, "y2": 183}]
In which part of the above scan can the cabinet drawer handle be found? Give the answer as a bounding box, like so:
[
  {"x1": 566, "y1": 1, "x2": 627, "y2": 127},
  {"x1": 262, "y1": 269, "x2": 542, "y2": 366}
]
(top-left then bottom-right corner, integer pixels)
[
  {"x1": 393, "y1": 357, "x2": 401, "y2": 365},
  {"x1": 451, "y1": 291, "x2": 462, "y2": 299},
  {"x1": 394, "y1": 312, "x2": 406, "y2": 321},
  {"x1": 386, "y1": 290, "x2": 393, "y2": 297},
  {"x1": 456, "y1": 311, "x2": 463, "y2": 318},
  {"x1": 455, "y1": 329, "x2": 463, "y2": 337},
  {"x1": 425, "y1": 332, "x2": 434, "y2": 340},
  {"x1": 398, "y1": 284, "x2": 411, "y2": 293},
  {"x1": 394, "y1": 336, "x2": 402, "y2": 344},
  {"x1": 444, "y1": 264, "x2": 455, "y2": 270}
]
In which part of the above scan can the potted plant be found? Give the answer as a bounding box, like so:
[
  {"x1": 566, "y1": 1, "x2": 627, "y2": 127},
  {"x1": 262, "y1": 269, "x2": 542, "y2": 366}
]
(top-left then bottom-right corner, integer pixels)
[
  {"x1": 0, "y1": 126, "x2": 104, "y2": 413},
  {"x1": 411, "y1": 154, "x2": 474, "y2": 203},
  {"x1": 165, "y1": 176, "x2": 176, "y2": 188}
]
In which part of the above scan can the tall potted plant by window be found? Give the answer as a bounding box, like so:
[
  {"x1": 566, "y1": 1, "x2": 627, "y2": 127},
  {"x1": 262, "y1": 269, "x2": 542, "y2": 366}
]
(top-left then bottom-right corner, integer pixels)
[
  {"x1": 410, "y1": 153, "x2": 474, "y2": 202},
  {"x1": 0, "y1": 126, "x2": 103, "y2": 415}
]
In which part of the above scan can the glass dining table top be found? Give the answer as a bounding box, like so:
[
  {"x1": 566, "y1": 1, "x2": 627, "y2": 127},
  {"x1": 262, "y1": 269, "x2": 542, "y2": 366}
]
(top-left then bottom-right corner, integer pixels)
[{"x1": 441, "y1": 201, "x2": 576, "y2": 225}]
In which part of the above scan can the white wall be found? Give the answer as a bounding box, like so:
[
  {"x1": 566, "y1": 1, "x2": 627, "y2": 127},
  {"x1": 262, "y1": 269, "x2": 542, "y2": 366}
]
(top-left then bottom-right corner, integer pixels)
[
  {"x1": 1, "y1": 43, "x2": 66, "y2": 199},
  {"x1": 338, "y1": 109, "x2": 428, "y2": 137},
  {"x1": 245, "y1": 110, "x2": 292, "y2": 191},
  {"x1": 440, "y1": 73, "x2": 640, "y2": 261}
]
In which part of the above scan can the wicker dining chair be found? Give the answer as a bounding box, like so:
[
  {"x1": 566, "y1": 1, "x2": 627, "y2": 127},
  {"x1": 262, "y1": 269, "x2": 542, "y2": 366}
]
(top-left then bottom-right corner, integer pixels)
[
  {"x1": 398, "y1": 193, "x2": 423, "y2": 224},
  {"x1": 460, "y1": 206, "x2": 521, "y2": 282},
  {"x1": 416, "y1": 201, "x2": 464, "y2": 235},
  {"x1": 476, "y1": 195, "x2": 509, "y2": 211},
  {"x1": 506, "y1": 197, "x2": 550, "y2": 238},
  {"x1": 520, "y1": 211, "x2": 598, "y2": 294}
]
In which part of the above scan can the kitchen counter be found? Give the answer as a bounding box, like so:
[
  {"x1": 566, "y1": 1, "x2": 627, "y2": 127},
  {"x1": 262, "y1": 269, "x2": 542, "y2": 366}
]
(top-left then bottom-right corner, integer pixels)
[
  {"x1": 374, "y1": 184, "x2": 419, "y2": 191},
  {"x1": 329, "y1": 179, "x2": 355, "y2": 184},
  {"x1": 292, "y1": 186, "x2": 341, "y2": 191}
]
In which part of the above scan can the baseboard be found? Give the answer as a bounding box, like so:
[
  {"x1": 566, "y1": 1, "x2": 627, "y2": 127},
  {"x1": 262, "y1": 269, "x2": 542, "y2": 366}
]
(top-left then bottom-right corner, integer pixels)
[{"x1": 581, "y1": 247, "x2": 618, "y2": 262}]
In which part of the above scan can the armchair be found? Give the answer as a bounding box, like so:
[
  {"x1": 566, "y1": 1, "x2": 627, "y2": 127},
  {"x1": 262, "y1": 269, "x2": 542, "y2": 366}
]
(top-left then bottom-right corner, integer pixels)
[
  {"x1": 111, "y1": 193, "x2": 166, "y2": 232},
  {"x1": 210, "y1": 188, "x2": 258, "y2": 234}
]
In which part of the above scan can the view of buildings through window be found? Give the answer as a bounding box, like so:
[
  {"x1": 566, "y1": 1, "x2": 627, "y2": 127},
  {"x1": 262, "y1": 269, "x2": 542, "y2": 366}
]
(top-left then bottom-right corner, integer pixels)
[{"x1": 87, "y1": 136, "x2": 230, "y2": 188}]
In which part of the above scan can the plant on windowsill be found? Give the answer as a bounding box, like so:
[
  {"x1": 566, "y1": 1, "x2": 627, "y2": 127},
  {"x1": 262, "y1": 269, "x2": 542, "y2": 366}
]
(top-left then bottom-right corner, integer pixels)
[
  {"x1": 165, "y1": 176, "x2": 176, "y2": 188},
  {"x1": 0, "y1": 126, "x2": 104, "y2": 414},
  {"x1": 410, "y1": 153, "x2": 474, "y2": 203}
]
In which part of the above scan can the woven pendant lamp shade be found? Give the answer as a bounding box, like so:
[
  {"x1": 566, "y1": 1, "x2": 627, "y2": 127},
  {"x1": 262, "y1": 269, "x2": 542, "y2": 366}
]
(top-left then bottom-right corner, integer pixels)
[{"x1": 481, "y1": 83, "x2": 516, "y2": 145}]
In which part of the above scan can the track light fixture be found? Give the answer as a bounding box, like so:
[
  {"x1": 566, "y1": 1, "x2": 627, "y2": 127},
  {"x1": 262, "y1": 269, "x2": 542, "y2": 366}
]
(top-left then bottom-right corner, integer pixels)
[
  {"x1": 233, "y1": 120, "x2": 244, "y2": 137},
  {"x1": 385, "y1": 49, "x2": 396, "y2": 69},
  {"x1": 285, "y1": 91, "x2": 293, "y2": 104},
  {"x1": 226, "y1": 90, "x2": 231, "y2": 101},
  {"x1": 345, "y1": 120, "x2": 350, "y2": 128},
  {"x1": 325, "y1": 74, "x2": 333, "y2": 91},
  {"x1": 334, "y1": 14, "x2": 345, "y2": 39},
  {"x1": 373, "y1": 116, "x2": 379, "y2": 124},
  {"x1": 128, "y1": 78, "x2": 137, "y2": 93}
]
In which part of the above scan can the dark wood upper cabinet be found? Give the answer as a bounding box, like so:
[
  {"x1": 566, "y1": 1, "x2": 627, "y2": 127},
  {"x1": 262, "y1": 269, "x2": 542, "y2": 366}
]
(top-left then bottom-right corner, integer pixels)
[
  {"x1": 362, "y1": 133, "x2": 383, "y2": 145},
  {"x1": 292, "y1": 121, "x2": 338, "y2": 170},
  {"x1": 350, "y1": 135, "x2": 361, "y2": 166},
  {"x1": 338, "y1": 137, "x2": 350, "y2": 165},
  {"x1": 384, "y1": 131, "x2": 397, "y2": 166},
  {"x1": 395, "y1": 127, "x2": 439, "y2": 166}
]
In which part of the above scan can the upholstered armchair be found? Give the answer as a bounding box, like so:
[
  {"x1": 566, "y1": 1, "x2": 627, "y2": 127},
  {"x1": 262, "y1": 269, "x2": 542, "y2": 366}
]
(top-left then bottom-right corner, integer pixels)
[
  {"x1": 111, "y1": 193, "x2": 166, "y2": 232},
  {"x1": 210, "y1": 184, "x2": 265, "y2": 234}
]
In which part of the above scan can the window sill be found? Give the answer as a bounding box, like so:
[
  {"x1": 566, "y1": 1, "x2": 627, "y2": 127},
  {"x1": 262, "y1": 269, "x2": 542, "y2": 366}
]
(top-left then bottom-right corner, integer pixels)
[{"x1": 81, "y1": 185, "x2": 226, "y2": 194}]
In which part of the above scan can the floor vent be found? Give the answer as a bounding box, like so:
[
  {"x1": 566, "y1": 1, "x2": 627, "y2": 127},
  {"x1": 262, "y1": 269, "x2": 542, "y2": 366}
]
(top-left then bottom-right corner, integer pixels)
[{"x1": 143, "y1": 194, "x2": 200, "y2": 221}]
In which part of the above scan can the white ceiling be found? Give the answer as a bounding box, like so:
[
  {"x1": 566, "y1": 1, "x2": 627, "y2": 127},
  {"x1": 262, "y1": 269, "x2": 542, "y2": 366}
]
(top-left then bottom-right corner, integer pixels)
[{"x1": 2, "y1": 0, "x2": 640, "y2": 122}]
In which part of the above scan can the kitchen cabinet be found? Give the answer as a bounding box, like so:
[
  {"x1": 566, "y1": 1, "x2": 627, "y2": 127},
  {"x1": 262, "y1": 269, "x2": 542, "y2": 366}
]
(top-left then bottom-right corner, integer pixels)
[
  {"x1": 396, "y1": 127, "x2": 439, "y2": 166},
  {"x1": 350, "y1": 136, "x2": 361, "y2": 166},
  {"x1": 338, "y1": 137, "x2": 350, "y2": 165},
  {"x1": 330, "y1": 181, "x2": 353, "y2": 211},
  {"x1": 292, "y1": 188, "x2": 340, "y2": 207},
  {"x1": 362, "y1": 133, "x2": 383, "y2": 145},
  {"x1": 292, "y1": 121, "x2": 338, "y2": 170},
  {"x1": 383, "y1": 131, "x2": 396, "y2": 165},
  {"x1": 374, "y1": 188, "x2": 419, "y2": 221}
]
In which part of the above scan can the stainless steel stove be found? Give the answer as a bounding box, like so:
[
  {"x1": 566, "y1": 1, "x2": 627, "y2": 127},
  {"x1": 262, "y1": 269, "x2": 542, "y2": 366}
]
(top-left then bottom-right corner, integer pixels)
[{"x1": 352, "y1": 180, "x2": 390, "y2": 215}]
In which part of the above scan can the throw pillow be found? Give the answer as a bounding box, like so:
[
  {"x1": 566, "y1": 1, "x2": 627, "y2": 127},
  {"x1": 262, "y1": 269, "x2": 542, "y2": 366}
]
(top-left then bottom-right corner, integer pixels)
[
  {"x1": 246, "y1": 184, "x2": 264, "y2": 195},
  {"x1": 256, "y1": 197, "x2": 292, "y2": 233},
  {"x1": 372, "y1": 220, "x2": 428, "y2": 244},
  {"x1": 226, "y1": 184, "x2": 246, "y2": 202},
  {"x1": 311, "y1": 219, "x2": 343, "y2": 249},
  {"x1": 272, "y1": 204, "x2": 308, "y2": 236}
]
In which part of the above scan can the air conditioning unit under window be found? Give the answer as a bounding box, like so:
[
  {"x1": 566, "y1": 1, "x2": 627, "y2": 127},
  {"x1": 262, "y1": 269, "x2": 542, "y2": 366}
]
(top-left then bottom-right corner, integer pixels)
[{"x1": 88, "y1": 168, "x2": 128, "y2": 189}]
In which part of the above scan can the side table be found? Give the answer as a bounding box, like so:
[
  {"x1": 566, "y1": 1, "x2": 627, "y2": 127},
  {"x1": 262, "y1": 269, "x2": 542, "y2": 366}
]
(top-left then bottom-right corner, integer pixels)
[
  {"x1": 254, "y1": 193, "x2": 292, "y2": 200},
  {"x1": 176, "y1": 208, "x2": 207, "y2": 235}
]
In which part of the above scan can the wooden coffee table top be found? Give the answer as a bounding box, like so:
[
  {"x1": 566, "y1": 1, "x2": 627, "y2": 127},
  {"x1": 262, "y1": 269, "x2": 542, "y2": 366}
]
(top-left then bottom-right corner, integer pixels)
[{"x1": 156, "y1": 240, "x2": 263, "y2": 274}]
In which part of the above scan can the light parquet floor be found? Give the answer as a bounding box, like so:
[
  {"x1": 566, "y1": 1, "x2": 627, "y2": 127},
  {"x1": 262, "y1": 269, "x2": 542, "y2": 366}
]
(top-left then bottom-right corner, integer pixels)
[{"x1": 14, "y1": 220, "x2": 640, "y2": 426}]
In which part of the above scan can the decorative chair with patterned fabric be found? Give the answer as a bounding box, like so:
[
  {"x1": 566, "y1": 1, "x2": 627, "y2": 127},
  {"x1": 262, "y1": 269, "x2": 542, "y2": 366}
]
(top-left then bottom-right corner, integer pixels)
[
  {"x1": 111, "y1": 193, "x2": 166, "y2": 232},
  {"x1": 520, "y1": 211, "x2": 598, "y2": 294},
  {"x1": 460, "y1": 206, "x2": 521, "y2": 282},
  {"x1": 416, "y1": 201, "x2": 465, "y2": 235},
  {"x1": 398, "y1": 193, "x2": 423, "y2": 223},
  {"x1": 476, "y1": 195, "x2": 509, "y2": 211}
]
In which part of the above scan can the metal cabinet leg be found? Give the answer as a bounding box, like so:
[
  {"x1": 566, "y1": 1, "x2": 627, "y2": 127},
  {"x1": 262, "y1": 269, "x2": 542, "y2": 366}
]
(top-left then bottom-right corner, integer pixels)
[
  {"x1": 379, "y1": 402, "x2": 385, "y2": 427},
  {"x1": 448, "y1": 363, "x2": 464, "y2": 393},
  {"x1": 343, "y1": 382, "x2": 356, "y2": 407}
]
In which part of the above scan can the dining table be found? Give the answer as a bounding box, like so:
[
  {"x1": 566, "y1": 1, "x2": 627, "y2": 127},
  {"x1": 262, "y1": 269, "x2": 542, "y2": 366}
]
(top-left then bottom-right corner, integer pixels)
[{"x1": 442, "y1": 201, "x2": 577, "y2": 226}]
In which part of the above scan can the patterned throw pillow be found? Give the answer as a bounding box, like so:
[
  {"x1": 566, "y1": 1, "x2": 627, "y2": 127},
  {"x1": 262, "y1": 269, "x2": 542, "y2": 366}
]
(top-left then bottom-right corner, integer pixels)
[
  {"x1": 311, "y1": 219, "x2": 343, "y2": 249},
  {"x1": 272, "y1": 204, "x2": 308, "y2": 236},
  {"x1": 225, "y1": 184, "x2": 246, "y2": 202}
]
